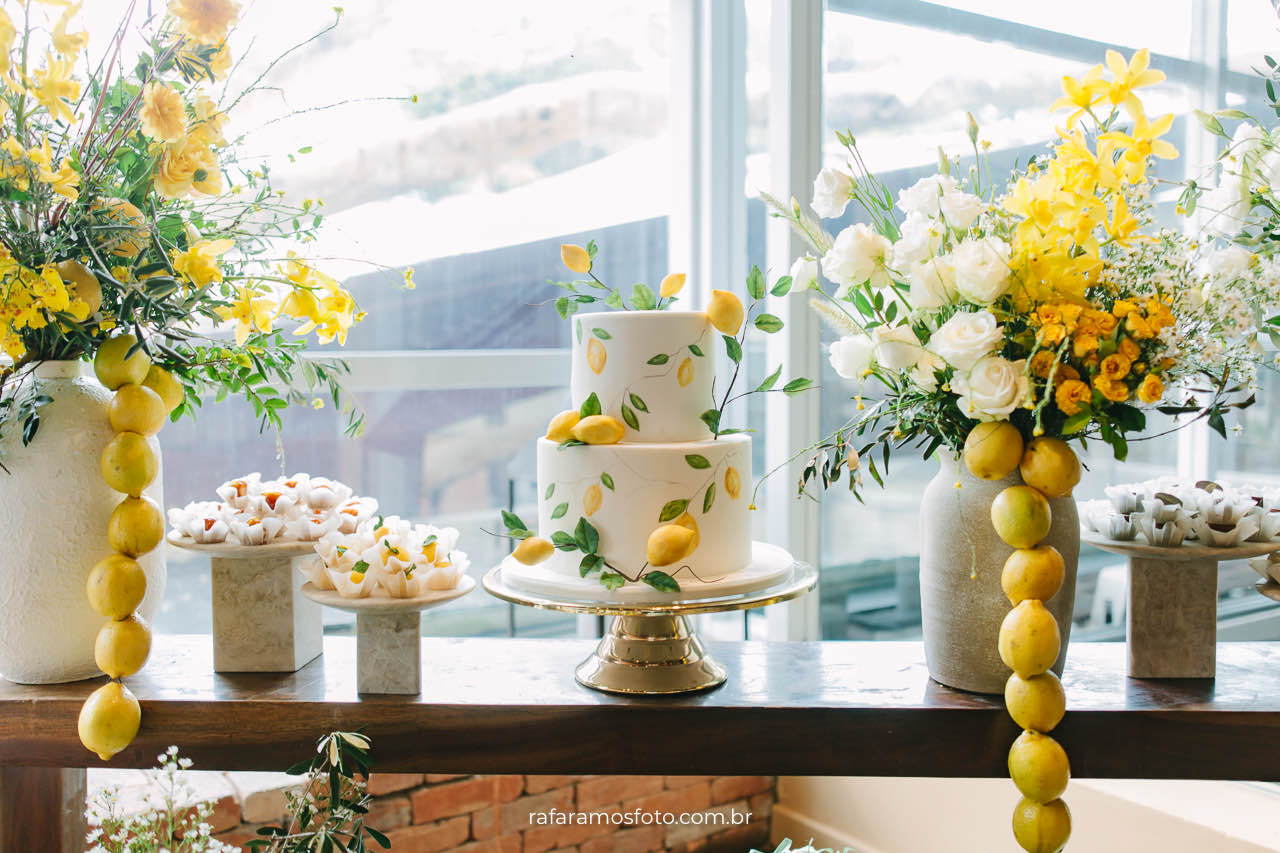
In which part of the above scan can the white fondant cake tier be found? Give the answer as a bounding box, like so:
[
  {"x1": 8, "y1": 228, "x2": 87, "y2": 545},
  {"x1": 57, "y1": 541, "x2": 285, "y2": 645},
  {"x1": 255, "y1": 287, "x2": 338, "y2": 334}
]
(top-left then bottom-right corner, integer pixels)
[
  {"x1": 501, "y1": 541, "x2": 795, "y2": 603},
  {"x1": 570, "y1": 311, "x2": 715, "y2": 442},
  {"x1": 535, "y1": 433, "x2": 752, "y2": 583}
]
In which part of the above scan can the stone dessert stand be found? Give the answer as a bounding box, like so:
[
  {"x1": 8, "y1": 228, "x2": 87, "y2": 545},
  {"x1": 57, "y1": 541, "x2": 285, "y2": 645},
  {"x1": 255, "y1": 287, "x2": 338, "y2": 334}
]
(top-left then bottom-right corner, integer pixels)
[
  {"x1": 1082, "y1": 530, "x2": 1280, "y2": 678},
  {"x1": 300, "y1": 577, "x2": 475, "y2": 694},
  {"x1": 166, "y1": 533, "x2": 323, "y2": 673},
  {"x1": 482, "y1": 560, "x2": 817, "y2": 695},
  {"x1": 1258, "y1": 580, "x2": 1280, "y2": 604}
]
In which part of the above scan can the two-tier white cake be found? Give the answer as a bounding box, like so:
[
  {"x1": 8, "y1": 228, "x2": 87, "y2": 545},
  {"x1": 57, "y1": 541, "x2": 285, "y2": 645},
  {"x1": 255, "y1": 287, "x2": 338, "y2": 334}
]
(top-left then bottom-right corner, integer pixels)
[{"x1": 500, "y1": 310, "x2": 794, "y2": 602}]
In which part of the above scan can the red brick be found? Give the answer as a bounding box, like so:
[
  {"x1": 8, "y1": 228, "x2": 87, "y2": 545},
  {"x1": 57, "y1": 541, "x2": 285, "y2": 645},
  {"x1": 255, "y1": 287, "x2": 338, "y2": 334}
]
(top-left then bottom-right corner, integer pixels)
[
  {"x1": 501, "y1": 787, "x2": 575, "y2": 835},
  {"x1": 366, "y1": 773, "x2": 425, "y2": 796},
  {"x1": 472, "y1": 805, "x2": 498, "y2": 840},
  {"x1": 709, "y1": 776, "x2": 772, "y2": 805},
  {"x1": 412, "y1": 777, "x2": 495, "y2": 823},
  {"x1": 386, "y1": 816, "x2": 471, "y2": 853},
  {"x1": 494, "y1": 774, "x2": 525, "y2": 801},
  {"x1": 526, "y1": 774, "x2": 577, "y2": 793},
  {"x1": 524, "y1": 804, "x2": 624, "y2": 851},
  {"x1": 748, "y1": 792, "x2": 774, "y2": 819},
  {"x1": 621, "y1": 782, "x2": 711, "y2": 819},
  {"x1": 176, "y1": 793, "x2": 240, "y2": 835},
  {"x1": 452, "y1": 838, "x2": 521, "y2": 853},
  {"x1": 664, "y1": 775, "x2": 713, "y2": 790},
  {"x1": 365, "y1": 794, "x2": 412, "y2": 831},
  {"x1": 665, "y1": 800, "x2": 755, "y2": 848},
  {"x1": 581, "y1": 824, "x2": 664, "y2": 853},
  {"x1": 426, "y1": 773, "x2": 467, "y2": 783},
  {"x1": 212, "y1": 824, "x2": 269, "y2": 846},
  {"x1": 576, "y1": 775, "x2": 663, "y2": 810},
  {"x1": 548, "y1": 849, "x2": 578, "y2": 853}
]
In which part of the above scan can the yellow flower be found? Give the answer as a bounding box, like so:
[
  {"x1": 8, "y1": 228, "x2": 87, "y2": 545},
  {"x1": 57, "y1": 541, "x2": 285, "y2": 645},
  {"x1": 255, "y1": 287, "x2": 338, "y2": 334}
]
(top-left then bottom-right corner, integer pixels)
[
  {"x1": 1103, "y1": 49, "x2": 1165, "y2": 113},
  {"x1": 1071, "y1": 332, "x2": 1099, "y2": 357},
  {"x1": 1092, "y1": 374, "x2": 1130, "y2": 403},
  {"x1": 278, "y1": 253, "x2": 359, "y2": 345},
  {"x1": 209, "y1": 42, "x2": 232, "y2": 78},
  {"x1": 189, "y1": 93, "x2": 227, "y2": 147},
  {"x1": 1111, "y1": 299, "x2": 1137, "y2": 318},
  {"x1": 1029, "y1": 350, "x2": 1057, "y2": 379},
  {"x1": 1100, "y1": 353, "x2": 1131, "y2": 381},
  {"x1": 30, "y1": 53, "x2": 80, "y2": 124},
  {"x1": 37, "y1": 156, "x2": 79, "y2": 200},
  {"x1": 1104, "y1": 193, "x2": 1141, "y2": 246},
  {"x1": 561, "y1": 243, "x2": 591, "y2": 274},
  {"x1": 0, "y1": 9, "x2": 15, "y2": 77},
  {"x1": 0, "y1": 136, "x2": 29, "y2": 191},
  {"x1": 1090, "y1": 309, "x2": 1118, "y2": 335},
  {"x1": 51, "y1": 3, "x2": 88, "y2": 57},
  {"x1": 402, "y1": 267, "x2": 415, "y2": 290},
  {"x1": 1055, "y1": 379, "x2": 1091, "y2": 416},
  {"x1": 139, "y1": 83, "x2": 186, "y2": 142},
  {"x1": 154, "y1": 135, "x2": 220, "y2": 198},
  {"x1": 1137, "y1": 374, "x2": 1164, "y2": 404},
  {"x1": 168, "y1": 0, "x2": 241, "y2": 45},
  {"x1": 1118, "y1": 337, "x2": 1140, "y2": 361},
  {"x1": 1039, "y1": 323, "x2": 1067, "y2": 346},
  {"x1": 215, "y1": 285, "x2": 275, "y2": 345},
  {"x1": 1050, "y1": 64, "x2": 1106, "y2": 123},
  {"x1": 1100, "y1": 109, "x2": 1178, "y2": 183},
  {"x1": 1126, "y1": 313, "x2": 1155, "y2": 339},
  {"x1": 171, "y1": 238, "x2": 233, "y2": 288}
]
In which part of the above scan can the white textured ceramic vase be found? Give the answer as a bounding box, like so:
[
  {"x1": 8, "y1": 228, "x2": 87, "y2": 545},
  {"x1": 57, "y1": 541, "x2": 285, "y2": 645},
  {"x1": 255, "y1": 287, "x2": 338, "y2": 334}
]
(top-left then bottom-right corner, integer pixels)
[
  {"x1": 918, "y1": 454, "x2": 1078, "y2": 695},
  {"x1": 0, "y1": 361, "x2": 165, "y2": 684}
]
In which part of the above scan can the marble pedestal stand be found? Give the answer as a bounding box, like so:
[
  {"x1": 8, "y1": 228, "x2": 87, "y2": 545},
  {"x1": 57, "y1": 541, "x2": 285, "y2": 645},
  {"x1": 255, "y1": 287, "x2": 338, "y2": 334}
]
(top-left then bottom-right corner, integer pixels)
[
  {"x1": 1083, "y1": 531, "x2": 1280, "y2": 678},
  {"x1": 1257, "y1": 580, "x2": 1280, "y2": 604},
  {"x1": 300, "y1": 577, "x2": 475, "y2": 694},
  {"x1": 483, "y1": 561, "x2": 817, "y2": 695},
  {"x1": 167, "y1": 535, "x2": 323, "y2": 673}
]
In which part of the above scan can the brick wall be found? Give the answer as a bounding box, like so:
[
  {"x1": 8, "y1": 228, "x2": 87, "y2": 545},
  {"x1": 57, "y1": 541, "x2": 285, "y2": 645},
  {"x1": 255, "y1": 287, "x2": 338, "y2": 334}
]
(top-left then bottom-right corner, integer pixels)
[{"x1": 208, "y1": 774, "x2": 775, "y2": 853}]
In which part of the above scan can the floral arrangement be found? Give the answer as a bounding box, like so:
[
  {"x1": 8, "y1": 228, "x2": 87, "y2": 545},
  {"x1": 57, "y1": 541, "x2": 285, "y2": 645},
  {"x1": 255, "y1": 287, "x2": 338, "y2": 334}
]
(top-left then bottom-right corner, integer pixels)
[{"x1": 0, "y1": 0, "x2": 410, "y2": 453}]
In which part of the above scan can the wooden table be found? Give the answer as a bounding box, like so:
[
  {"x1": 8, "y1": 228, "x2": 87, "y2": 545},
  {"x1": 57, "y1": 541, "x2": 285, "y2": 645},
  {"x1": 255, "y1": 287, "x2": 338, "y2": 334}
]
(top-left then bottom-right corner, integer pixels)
[{"x1": 4, "y1": 636, "x2": 1280, "y2": 849}]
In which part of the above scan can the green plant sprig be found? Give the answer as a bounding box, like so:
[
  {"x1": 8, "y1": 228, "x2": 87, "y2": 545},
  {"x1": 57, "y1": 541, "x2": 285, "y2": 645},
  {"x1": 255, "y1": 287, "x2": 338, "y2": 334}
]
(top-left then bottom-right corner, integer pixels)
[{"x1": 499, "y1": 510, "x2": 679, "y2": 592}]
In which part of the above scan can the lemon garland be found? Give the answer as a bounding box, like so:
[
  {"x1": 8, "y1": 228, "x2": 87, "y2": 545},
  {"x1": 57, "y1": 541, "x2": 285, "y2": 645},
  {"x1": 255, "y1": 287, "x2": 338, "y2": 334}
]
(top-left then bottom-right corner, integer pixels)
[
  {"x1": 963, "y1": 422, "x2": 1080, "y2": 853},
  {"x1": 77, "y1": 331, "x2": 183, "y2": 761}
]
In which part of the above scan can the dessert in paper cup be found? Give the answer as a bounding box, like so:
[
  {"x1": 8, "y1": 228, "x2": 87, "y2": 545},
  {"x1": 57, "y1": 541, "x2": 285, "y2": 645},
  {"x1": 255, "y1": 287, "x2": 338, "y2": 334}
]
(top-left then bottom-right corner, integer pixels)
[{"x1": 311, "y1": 516, "x2": 469, "y2": 599}]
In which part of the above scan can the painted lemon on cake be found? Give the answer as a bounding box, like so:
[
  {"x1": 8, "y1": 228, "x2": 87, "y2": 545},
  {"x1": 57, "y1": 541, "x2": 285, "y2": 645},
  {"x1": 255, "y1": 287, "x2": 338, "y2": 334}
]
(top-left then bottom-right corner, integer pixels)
[
  {"x1": 962, "y1": 420, "x2": 1024, "y2": 481},
  {"x1": 998, "y1": 599, "x2": 1061, "y2": 677},
  {"x1": 1011, "y1": 797, "x2": 1071, "y2": 853},
  {"x1": 724, "y1": 466, "x2": 741, "y2": 499},
  {"x1": 673, "y1": 512, "x2": 700, "y2": 552},
  {"x1": 512, "y1": 537, "x2": 554, "y2": 566},
  {"x1": 677, "y1": 357, "x2": 694, "y2": 387},
  {"x1": 571, "y1": 415, "x2": 625, "y2": 445},
  {"x1": 707, "y1": 289, "x2": 744, "y2": 335},
  {"x1": 78, "y1": 680, "x2": 142, "y2": 761},
  {"x1": 586, "y1": 337, "x2": 607, "y2": 375},
  {"x1": 1008, "y1": 730, "x2": 1070, "y2": 802},
  {"x1": 646, "y1": 524, "x2": 695, "y2": 567},
  {"x1": 546, "y1": 409, "x2": 580, "y2": 442},
  {"x1": 583, "y1": 484, "x2": 603, "y2": 516}
]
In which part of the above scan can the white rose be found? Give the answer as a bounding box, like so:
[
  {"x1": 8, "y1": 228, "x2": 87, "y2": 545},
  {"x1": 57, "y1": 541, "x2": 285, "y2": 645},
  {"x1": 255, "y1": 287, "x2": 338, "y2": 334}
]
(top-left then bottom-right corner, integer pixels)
[
  {"x1": 939, "y1": 190, "x2": 983, "y2": 230},
  {"x1": 822, "y1": 223, "x2": 894, "y2": 295},
  {"x1": 812, "y1": 167, "x2": 854, "y2": 219},
  {"x1": 871, "y1": 324, "x2": 923, "y2": 371},
  {"x1": 828, "y1": 334, "x2": 874, "y2": 380},
  {"x1": 952, "y1": 235, "x2": 1011, "y2": 304},
  {"x1": 952, "y1": 356, "x2": 1029, "y2": 421},
  {"x1": 893, "y1": 212, "x2": 943, "y2": 267},
  {"x1": 789, "y1": 255, "x2": 819, "y2": 291},
  {"x1": 908, "y1": 256, "x2": 957, "y2": 310},
  {"x1": 897, "y1": 174, "x2": 958, "y2": 217},
  {"x1": 1225, "y1": 122, "x2": 1264, "y2": 178},
  {"x1": 1257, "y1": 145, "x2": 1280, "y2": 191},
  {"x1": 1200, "y1": 177, "x2": 1250, "y2": 238},
  {"x1": 910, "y1": 349, "x2": 946, "y2": 392},
  {"x1": 1204, "y1": 244, "x2": 1254, "y2": 281},
  {"x1": 927, "y1": 309, "x2": 1003, "y2": 371}
]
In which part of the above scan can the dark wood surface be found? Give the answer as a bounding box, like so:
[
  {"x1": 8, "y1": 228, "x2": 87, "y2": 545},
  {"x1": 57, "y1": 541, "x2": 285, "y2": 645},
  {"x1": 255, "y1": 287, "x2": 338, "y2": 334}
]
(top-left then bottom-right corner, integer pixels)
[
  {"x1": 1, "y1": 636, "x2": 1278, "y2": 780},
  {"x1": 0, "y1": 767, "x2": 86, "y2": 853}
]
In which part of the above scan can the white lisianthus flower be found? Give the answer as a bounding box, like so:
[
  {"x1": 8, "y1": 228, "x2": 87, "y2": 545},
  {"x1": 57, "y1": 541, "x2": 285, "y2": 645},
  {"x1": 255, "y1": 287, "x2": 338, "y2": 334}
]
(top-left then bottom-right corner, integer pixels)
[
  {"x1": 897, "y1": 174, "x2": 959, "y2": 217},
  {"x1": 1203, "y1": 244, "x2": 1254, "y2": 282},
  {"x1": 811, "y1": 166, "x2": 854, "y2": 219},
  {"x1": 828, "y1": 334, "x2": 875, "y2": 380},
  {"x1": 952, "y1": 356, "x2": 1029, "y2": 421},
  {"x1": 939, "y1": 190, "x2": 983, "y2": 230},
  {"x1": 822, "y1": 223, "x2": 894, "y2": 295},
  {"x1": 908, "y1": 256, "x2": 958, "y2": 310},
  {"x1": 952, "y1": 235, "x2": 1012, "y2": 304},
  {"x1": 1257, "y1": 145, "x2": 1280, "y2": 191},
  {"x1": 1200, "y1": 176, "x2": 1251, "y2": 238},
  {"x1": 927, "y1": 309, "x2": 1003, "y2": 371},
  {"x1": 789, "y1": 255, "x2": 820, "y2": 291},
  {"x1": 1225, "y1": 122, "x2": 1265, "y2": 179},
  {"x1": 893, "y1": 212, "x2": 944, "y2": 267},
  {"x1": 910, "y1": 349, "x2": 946, "y2": 392},
  {"x1": 871, "y1": 324, "x2": 923, "y2": 371}
]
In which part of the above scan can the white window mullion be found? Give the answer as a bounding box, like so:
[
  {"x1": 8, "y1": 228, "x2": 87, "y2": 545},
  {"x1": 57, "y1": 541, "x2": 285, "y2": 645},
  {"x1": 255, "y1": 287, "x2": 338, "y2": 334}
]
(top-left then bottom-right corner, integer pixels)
[{"x1": 669, "y1": 0, "x2": 703, "y2": 296}]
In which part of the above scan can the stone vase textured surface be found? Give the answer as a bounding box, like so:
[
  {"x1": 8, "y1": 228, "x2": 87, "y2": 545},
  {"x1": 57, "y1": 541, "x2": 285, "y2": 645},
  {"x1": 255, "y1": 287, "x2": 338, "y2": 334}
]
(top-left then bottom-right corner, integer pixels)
[
  {"x1": 919, "y1": 454, "x2": 1079, "y2": 694},
  {"x1": 0, "y1": 361, "x2": 165, "y2": 684}
]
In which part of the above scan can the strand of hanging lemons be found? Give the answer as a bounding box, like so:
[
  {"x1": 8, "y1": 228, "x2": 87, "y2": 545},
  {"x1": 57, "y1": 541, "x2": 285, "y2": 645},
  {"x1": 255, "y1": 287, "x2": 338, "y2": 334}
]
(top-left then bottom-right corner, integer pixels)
[
  {"x1": 78, "y1": 326, "x2": 183, "y2": 761},
  {"x1": 962, "y1": 421, "x2": 1081, "y2": 853}
]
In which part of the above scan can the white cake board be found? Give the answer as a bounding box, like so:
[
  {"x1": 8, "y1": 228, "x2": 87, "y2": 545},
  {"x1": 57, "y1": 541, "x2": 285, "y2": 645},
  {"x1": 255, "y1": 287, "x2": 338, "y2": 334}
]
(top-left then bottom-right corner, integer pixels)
[{"x1": 497, "y1": 541, "x2": 794, "y2": 604}]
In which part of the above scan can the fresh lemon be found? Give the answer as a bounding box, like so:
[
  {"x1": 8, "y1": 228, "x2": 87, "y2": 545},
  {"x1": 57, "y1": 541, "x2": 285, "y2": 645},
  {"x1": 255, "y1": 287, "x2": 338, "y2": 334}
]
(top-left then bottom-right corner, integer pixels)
[
  {"x1": 94, "y1": 334, "x2": 152, "y2": 390},
  {"x1": 78, "y1": 680, "x2": 142, "y2": 761},
  {"x1": 92, "y1": 197, "x2": 149, "y2": 258},
  {"x1": 512, "y1": 537, "x2": 554, "y2": 566},
  {"x1": 86, "y1": 554, "x2": 147, "y2": 619},
  {"x1": 101, "y1": 432, "x2": 158, "y2": 496},
  {"x1": 1019, "y1": 437, "x2": 1081, "y2": 498},
  {"x1": 583, "y1": 483, "x2": 603, "y2": 516},
  {"x1": 646, "y1": 524, "x2": 695, "y2": 567},
  {"x1": 141, "y1": 365, "x2": 184, "y2": 414},
  {"x1": 107, "y1": 496, "x2": 164, "y2": 557},
  {"x1": 109, "y1": 383, "x2": 167, "y2": 436},
  {"x1": 94, "y1": 614, "x2": 152, "y2": 679},
  {"x1": 1005, "y1": 671, "x2": 1066, "y2": 733},
  {"x1": 586, "y1": 337, "x2": 607, "y2": 374},
  {"x1": 545, "y1": 409, "x2": 581, "y2": 442},
  {"x1": 1008, "y1": 730, "x2": 1070, "y2": 802},
  {"x1": 673, "y1": 512, "x2": 701, "y2": 551},
  {"x1": 1002, "y1": 546, "x2": 1066, "y2": 604},
  {"x1": 999, "y1": 600, "x2": 1061, "y2": 678},
  {"x1": 707, "y1": 289, "x2": 744, "y2": 335},
  {"x1": 571, "y1": 415, "x2": 625, "y2": 445},
  {"x1": 991, "y1": 485, "x2": 1052, "y2": 549},
  {"x1": 1012, "y1": 796, "x2": 1071, "y2": 853},
  {"x1": 962, "y1": 421, "x2": 1024, "y2": 481},
  {"x1": 56, "y1": 259, "x2": 102, "y2": 315}
]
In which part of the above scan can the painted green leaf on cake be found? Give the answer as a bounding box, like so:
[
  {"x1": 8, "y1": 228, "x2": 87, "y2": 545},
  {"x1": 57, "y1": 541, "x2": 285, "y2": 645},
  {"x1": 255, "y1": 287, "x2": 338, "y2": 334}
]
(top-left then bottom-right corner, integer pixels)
[
  {"x1": 642, "y1": 571, "x2": 681, "y2": 593},
  {"x1": 771, "y1": 275, "x2": 793, "y2": 297},
  {"x1": 575, "y1": 319, "x2": 583, "y2": 344},
  {"x1": 600, "y1": 570, "x2": 626, "y2": 590},
  {"x1": 592, "y1": 328, "x2": 611, "y2": 340},
  {"x1": 557, "y1": 439, "x2": 586, "y2": 450},
  {"x1": 629, "y1": 393, "x2": 649, "y2": 413},
  {"x1": 703, "y1": 482, "x2": 716, "y2": 513},
  {"x1": 754, "y1": 313, "x2": 784, "y2": 333},
  {"x1": 579, "y1": 392, "x2": 602, "y2": 418},
  {"x1": 550, "y1": 531, "x2": 578, "y2": 550},
  {"x1": 605, "y1": 288, "x2": 625, "y2": 309},
  {"x1": 550, "y1": 502, "x2": 569, "y2": 520},
  {"x1": 700, "y1": 409, "x2": 720, "y2": 434},
  {"x1": 632, "y1": 283, "x2": 657, "y2": 310},
  {"x1": 647, "y1": 353, "x2": 670, "y2": 365},
  {"x1": 575, "y1": 517, "x2": 600, "y2": 554},
  {"x1": 545, "y1": 483, "x2": 555, "y2": 500},
  {"x1": 756, "y1": 364, "x2": 783, "y2": 392},
  {"x1": 746, "y1": 264, "x2": 766, "y2": 300},
  {"x1": 579, "y1": 553, "x2": 604, "y2": 577},
  {"x1": 600, "y1": 473, "x2": 615, "y2": 491},
  {"x1": 723, "y1": 335, "x2": 742, "y2": 363},
  {"x1": 620, "y1": 404, "x2": 640, "y2": 430},
  {"x1": 685, "y1": 454, "x2": 711, "y2": 469},
  {"x1": 688, "y1": 344, "x2": 705, "y2": 357},
  {"x1": 783, "y1": 377, "x2": 815, "y2": 396},
  {"x1": 658, "y1": 499, "x2": 689, "y2": 523}
]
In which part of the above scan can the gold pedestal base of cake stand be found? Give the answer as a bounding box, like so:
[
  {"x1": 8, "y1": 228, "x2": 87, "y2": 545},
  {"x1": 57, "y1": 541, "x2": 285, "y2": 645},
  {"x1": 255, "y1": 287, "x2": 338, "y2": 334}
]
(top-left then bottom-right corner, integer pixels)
[{"x1": 481, "y1": 561, "x2": 817, "y2": 695}]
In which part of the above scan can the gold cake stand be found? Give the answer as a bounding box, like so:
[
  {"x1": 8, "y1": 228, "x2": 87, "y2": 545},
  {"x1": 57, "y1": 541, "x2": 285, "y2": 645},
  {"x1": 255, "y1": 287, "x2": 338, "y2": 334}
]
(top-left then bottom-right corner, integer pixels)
[{"x1": 482, "y1": 561, "x2": 818, "y2": 695}]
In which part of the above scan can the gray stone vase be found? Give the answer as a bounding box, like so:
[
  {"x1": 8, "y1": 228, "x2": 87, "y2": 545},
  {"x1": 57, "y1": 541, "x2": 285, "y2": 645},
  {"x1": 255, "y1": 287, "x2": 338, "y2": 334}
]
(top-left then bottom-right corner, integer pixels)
[{"x1": 918, "y1": 453, "x2": 1079, "y2": 694}]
